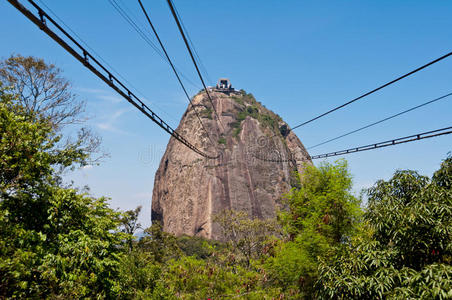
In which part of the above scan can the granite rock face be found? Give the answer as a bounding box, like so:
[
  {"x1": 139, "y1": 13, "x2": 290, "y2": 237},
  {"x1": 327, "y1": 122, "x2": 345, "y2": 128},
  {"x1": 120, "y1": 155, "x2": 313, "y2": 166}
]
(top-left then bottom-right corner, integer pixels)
[{"x1": 151, "y1": 90, "x2": 311, "y2": 240}]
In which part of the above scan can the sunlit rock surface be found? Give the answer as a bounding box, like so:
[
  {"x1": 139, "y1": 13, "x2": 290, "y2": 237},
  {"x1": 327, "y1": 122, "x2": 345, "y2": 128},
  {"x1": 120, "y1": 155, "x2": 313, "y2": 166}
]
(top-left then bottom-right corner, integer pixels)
[{"x1": 151, "y1": 90, "x2": 311, "y2": 240}]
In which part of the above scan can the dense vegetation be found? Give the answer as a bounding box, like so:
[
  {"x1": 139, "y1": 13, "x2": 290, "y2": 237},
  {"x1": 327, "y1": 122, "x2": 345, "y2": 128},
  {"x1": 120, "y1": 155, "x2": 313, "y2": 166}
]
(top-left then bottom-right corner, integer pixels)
[
  {"x1": 230, "y1": 91, "x2": 282, "y2": 137},
  {"x1": 0, "y1": 56, "x2": 450, "y2": 299}
]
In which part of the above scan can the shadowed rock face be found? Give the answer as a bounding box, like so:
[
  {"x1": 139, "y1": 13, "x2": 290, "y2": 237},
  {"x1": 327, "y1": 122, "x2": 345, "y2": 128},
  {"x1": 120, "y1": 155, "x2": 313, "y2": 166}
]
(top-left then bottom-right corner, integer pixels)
[{"x1": 151, "y1": 90, "x2": 311, "y2": 240}]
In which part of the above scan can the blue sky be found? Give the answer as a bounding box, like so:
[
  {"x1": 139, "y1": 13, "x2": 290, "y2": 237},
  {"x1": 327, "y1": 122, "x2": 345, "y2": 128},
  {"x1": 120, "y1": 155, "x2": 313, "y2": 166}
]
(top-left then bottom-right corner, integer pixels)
[{"x1": 1, "y1": 0, "x2": 451, "y2": 227}]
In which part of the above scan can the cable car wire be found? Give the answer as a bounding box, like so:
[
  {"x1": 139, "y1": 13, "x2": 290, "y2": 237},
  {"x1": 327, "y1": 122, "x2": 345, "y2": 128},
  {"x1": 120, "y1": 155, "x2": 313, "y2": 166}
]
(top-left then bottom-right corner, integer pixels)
[
  {"x1": 310, "y1": 125, "x2": 452, "y2": 159},
  {"x1": 307, "y1": 92, "x2": 452, "y2": 150},
  {"x1": 252, "y1": 126, "x2": 452, "y2": 163},
  {"x1": 171, "y1": 1, "x2": 213, "y2": 84},
  {"x1": 109, "y1": 0, "x2": 162, "y2": 57},
  {"x1": 9, "y1": 0, "x2": 219, "y2": 159},
  {"x1": 166, "y1": 0, "x2": 225, "y2": 130},
  {"x1": 137, "y1": 0, "x2": 218, "y2": 149},
  {"x1": 291, "y1": 51, "x2": 452, "y2": 131},
  {"x1": 35, "y1": 0, "x2": 181, "y2": 125},
  {"x1": 108, "y1": 0, "x2": 200, "y2": 89}
]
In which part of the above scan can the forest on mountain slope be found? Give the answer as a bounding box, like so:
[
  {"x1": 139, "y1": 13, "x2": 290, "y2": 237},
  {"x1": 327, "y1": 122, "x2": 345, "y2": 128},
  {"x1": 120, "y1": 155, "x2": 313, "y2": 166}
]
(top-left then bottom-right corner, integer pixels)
[{"x1": 0, "y1": 55, "x2": 451, "y2": 299}]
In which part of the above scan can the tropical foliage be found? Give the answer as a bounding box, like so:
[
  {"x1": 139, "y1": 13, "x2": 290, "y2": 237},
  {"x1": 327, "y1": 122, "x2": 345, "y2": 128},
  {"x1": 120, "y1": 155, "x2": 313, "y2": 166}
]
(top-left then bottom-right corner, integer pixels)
[
  {"x1": 1, "y1": 56, "x2": 450, "y2": 299},
  {"x1": 317, "y1": 158, "x2": 452, "y2": 299},
  {"x1": 266, "y1": 160, "x2": 362, "y2": 296},
  {"x1": 0, "y1": 86, "x2": 123, "y2": 298}
]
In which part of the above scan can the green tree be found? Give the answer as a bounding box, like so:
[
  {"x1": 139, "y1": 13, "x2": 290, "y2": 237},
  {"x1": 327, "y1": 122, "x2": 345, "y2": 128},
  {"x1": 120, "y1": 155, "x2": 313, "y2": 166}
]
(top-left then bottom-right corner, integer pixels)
[
  {"x1": 0, "y1": 55, "x2": 104, "y2": 163},
  {"x1": 176, "y1": 234, "x2": 225, "y2": 259},
  {"x1": 0, "y1": 55, "x2": 85, "y2": 126},
  {"x1": 317, "y1": 156, "x2": 452, "y2": 299},
  {"x1": 120, "y1": 205, "x2": 142, "y2": 251},
  {"x1": 266, "y1": 160, "x2": 362, "y2": 295},
  {"x1": 117, "y1": 250, "x2": 163, "y2": 299},
  {"x1": 156, "y1": 255, "x2": 282, "y2": 299},
  {"x1": 214, "y1": 209, "x2": 277, "y2": 268},
  {"x1": 138, "y1": 221, "x2": 181, "y2": 263},
  {"x1": 0, "y1": 87, "x2": 125, "y2": 298}
]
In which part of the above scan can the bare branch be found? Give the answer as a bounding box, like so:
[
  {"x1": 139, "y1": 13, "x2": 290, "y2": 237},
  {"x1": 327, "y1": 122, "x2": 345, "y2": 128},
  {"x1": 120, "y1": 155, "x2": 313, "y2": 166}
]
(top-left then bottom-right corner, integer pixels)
[{"x1": 0, "y1": 55, "x2": 86, "y2": 127}]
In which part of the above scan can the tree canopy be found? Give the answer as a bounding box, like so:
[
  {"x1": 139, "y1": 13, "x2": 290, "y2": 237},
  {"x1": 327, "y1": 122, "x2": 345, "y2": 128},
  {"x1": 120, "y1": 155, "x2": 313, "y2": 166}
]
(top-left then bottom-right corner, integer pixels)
[
  {"x1": 0, "y1": 86, "x2": 124, "y2": 298},
  {"x1": 317, "y1": 156, "x2": 452, "y2": 299},
  {"x1": 0, "y1": 55, "x2": 85, "y2": 126},
  {"x1": 266, "y1": 160, "x2": 362, "y2": 296}
]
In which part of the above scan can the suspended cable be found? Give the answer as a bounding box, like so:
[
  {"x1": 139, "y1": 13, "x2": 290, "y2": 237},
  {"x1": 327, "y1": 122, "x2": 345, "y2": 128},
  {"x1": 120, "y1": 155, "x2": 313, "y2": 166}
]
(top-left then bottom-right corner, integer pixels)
[
  {"x1": 291, "y1": 51, "x2": 452, "y2": 131},
  {"x1": 311, "y1": 126, "x2": 452, "y2": 159},
  {"x1": 117, "y1": 0, "x2": 158, "y2": 37},
  {"x1": 108, "y1": 0, "x2": 200, "y2": 89},
  {"x1": 9, "y1": 0, "x2": 218, "y2": 159},
  {"x1": 171, "y1": 1, "x2": 213, "y2": 84},
  {"x1": 109, "y1": 0, "x2": 164, "y2": 58},
  {"x1": 166, "y1": 0, "x2": 224, "y2": 130},
  {"x1": 36, "y1": 0, "x2": 180, "y2": 125},
  {"x1": 252, "y1": 126, "x2": 452, "y2": 163},
  {"x1": 308, "y1": 92, "x2": 452, "y2": 150},
  {"x1": 137, "y1": 0, "x2": 218, "y2": 149}
]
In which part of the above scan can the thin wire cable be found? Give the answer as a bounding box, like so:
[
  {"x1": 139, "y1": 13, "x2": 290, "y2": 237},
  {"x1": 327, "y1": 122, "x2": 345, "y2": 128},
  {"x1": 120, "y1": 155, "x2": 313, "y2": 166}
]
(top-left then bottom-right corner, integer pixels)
[
  {"x1": 108, "y1": 0, "x2": 201, "y2": 90},
  {"x1": 171, "y1": 1, "x2": 212, "y2": 84},
  {"x1": 310, "y1": 126, "x2": 452, "y2": 159},
  {"x1": 252, "y1": 126, "x2": 452, "y2": 163},
  {"x1": 308, "y1": 92, "x2": 452, "y2": 150},
  {"x1": 117, "y1": 0, "x2": 156, "y2": 36},
  {"x1": 109, "y1": 0, "x2": 164, "y2": 58},
  {"x1": 166, "y1": 0, "x2": 224, "y2": 130},
  {"x1": 36, "y1": 0, "x2": 180, "y2": 125},
  {"x1": 137, "y1": 0, "x2": 217, "y2": 148},
  {"x1": 114, "y1": 0, "x2": 200, "y2": 90},
  {"x1": 11, "y1": 0, "x2": 219, "y2": 158},
  {"x1": 291, "y1": 51, "x2": 452, "y2": 131}
]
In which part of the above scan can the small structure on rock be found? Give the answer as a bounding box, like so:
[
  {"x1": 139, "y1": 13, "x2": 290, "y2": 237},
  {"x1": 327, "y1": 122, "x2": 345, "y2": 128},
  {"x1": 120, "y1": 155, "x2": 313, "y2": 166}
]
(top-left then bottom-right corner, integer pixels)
[{"x1": 214, "y1": 78, "x2": 235, "y2": 93}]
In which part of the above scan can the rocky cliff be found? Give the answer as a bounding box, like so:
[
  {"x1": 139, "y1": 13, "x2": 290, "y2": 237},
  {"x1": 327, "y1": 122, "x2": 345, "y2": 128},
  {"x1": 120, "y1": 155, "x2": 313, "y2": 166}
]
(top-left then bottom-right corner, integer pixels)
[{"x1": 151, "y1": 89, "x2": 311, "y2": 240}]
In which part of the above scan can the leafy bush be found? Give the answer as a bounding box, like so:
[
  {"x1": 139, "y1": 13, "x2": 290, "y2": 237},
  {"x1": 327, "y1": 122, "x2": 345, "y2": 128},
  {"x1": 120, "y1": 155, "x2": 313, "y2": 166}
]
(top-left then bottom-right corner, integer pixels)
[
  {"x1": 267, "y1": 160, "x2": 361, "y2": 296},
  {"x1": 259, "y1": 114, "x2": 277, "y2": 129},
  {"x1": 243, "y1": 93, "x2": 257, "y2": 104},
  {"x1": 233, "y1": 127, "x2": 241, "y2": 137},
  {"x1": 157, "y1": 256, "x2": 282, "y2": 299},
  {"x1": 200, "y1": 106, "x2": 213, "y2": 119},
  {"x1": 214, "y1": 210, "x2": 277, "y2": 267},
  {"x1": 246, "y1": 105, "x2": 259, "y2": 119},
  {"x1": 237, "y1": 110, "x2": 248, "y2": 122},
  {"x1": 0, "y1": 88, "x2": 124, "y2": 298},
  {"x1": 229, "y1": 120, "x2": 242, "y2": 137},
  {"x1": 117, "y1": 251, "x2": 161, "y2": 299},
  {"x1": 176, "y1": 235, "x2": 226, "y2": 259},
  {"x1": 316, "y1": 156, "x2": 452, "y2": 299},
  {"x1": 230, "y1": 92, "x2": 281, "y2": 138},
  {"x1": 231, "y1": 95, "x2": 244, "y2": 106}
]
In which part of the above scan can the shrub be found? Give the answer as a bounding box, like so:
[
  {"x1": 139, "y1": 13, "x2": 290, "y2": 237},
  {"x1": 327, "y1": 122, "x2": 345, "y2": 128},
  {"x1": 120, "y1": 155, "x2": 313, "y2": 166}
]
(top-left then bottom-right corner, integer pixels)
[
  {"x1": 233, "y1": 127, "x2": 241, "y2": 138},
  {"x1": 259, "y1": 114, "x2": 277, "y2": 130},
  {"x1": 267, "y1": 160, "x2": 361, "y2": 295},
  {"x1": 317, "y1": 156, "x2": 452, "y2": 299},
  {"x1": 231, "y1": 95, "x2": 244, "y2": 106},
  {"x1": 0, "y1": 88, "x2": 124, "y2": 298},
  {"x1": 200, "y1": 106, "x2": 213, "y2": 119}
]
